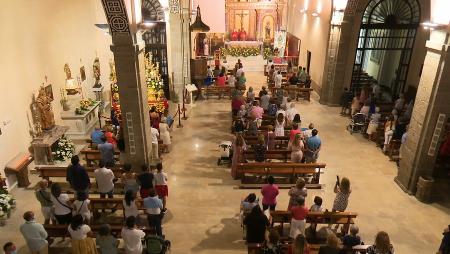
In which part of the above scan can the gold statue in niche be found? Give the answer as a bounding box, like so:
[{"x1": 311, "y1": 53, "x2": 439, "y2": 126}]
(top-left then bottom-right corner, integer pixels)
[
  {"x1": 93, "y1": 57, "x2": 101, "y2": 88},
  {"x1": 36, "y1": 86, "x2": 55, "y2": 130}
]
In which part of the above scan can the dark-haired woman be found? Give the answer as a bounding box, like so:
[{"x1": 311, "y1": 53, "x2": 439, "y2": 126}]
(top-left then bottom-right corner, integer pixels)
[{"x1": 68, "y1": 214, "x2": 97, "y2": 254}]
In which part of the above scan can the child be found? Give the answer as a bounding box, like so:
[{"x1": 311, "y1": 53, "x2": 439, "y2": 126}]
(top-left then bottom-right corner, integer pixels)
[
  {"x1": 247, "y1": 87, "x2": 255, "y2": 104},
  {"x1": 261, "y1": 176, "x2": 279, "y2": 211},
  {"x1": 351, "y1": 93, "x2": 361, "y2": 116},
  {"x1": 154, "y1": 163, "x2": 168, "y2": 211},
  {"x1": 35, "y1": 180, "x2": 54, "y2": 224},
  {"x1": 73, "y1": 191, "x2": 91, "y2": 223},
  {"x1": 241, "y1": 193, "x2": 259, "y2": 213},
  {"x1": 247, "y1": 116, "x2": 258, "y2": 136},
  {"x1": 262, "y1": 229, "x2": 282, "y2": 254},
  {"x1": 274, "y1": 113, "x2": 285, "y2": 137},
  {"x1": 266, "y1": 125, "x2": 276, "y2": 150},
  {"x1": 333, "y1": 177, "x2": 351, "y2": 232},
  {"x1": 96, "y1": 224, "x2": 119, "y2": 254},
  {"x1": 342, "y1": 225, "x2": 361, "y2": 249},
  {"x1": 290, "y1": 196, "x2": 308, "y2": 238},
  {"x1": 367, "y1": 107, "x2": 381, "y2": 140},
  {"x1": 310, "y1": 196, "x2": 323, "y2": 212},
  {"x1": 238, "y1": 105, "x2": 247, "y2": 121}
]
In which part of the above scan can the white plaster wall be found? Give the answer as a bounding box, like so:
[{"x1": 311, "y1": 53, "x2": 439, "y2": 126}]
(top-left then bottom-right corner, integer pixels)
[
  {"x1": 0, "y1": 0, "x2": 113, "y2": 186},
  {"x1": 287, "y1": 0, "x2": 332, "y2": 92}
]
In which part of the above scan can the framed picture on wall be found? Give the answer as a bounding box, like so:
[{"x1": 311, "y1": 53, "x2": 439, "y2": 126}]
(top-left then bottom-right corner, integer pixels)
[{"x1": 44, "y1": 84, "x2": 54, "y2": 101}]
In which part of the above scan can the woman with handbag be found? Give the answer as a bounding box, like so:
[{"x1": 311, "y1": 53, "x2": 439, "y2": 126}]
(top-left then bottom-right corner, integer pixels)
[{"x1": 50, "y1": 183, "x2": 73, "y2": 225}]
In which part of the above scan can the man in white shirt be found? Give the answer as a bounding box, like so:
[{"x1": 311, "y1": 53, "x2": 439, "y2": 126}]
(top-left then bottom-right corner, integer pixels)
[
  {"x1": 260, "y1": 92, "x2": 271, "y2": 111},
  {"x1": 265, "y1": 59, "x2": 274, "y2": 74},
  {"x1": 94, "y1": 160, "x2": 115, "y2": 198},
  {"x1": 235, "y1": 65, "x2": 244, "y2": 78},
  {"x1": 286, "y1": 102, "x2": 299, "y2": 123},
  {"x1": 274, "y1": 71, "x2": 283, "y2": 88},
  {"x1": 20, "y1": 211, "x2": 48, "y2": 254},
  {"x1": 151, "y1": 127, "x2": 160, "y2": 160},
  {"x1": 206, "y1": 66, "x2": 213, "y2": 78},
  {"x1": 122, "y1": 216, "x2": 146, "y2": 254}
]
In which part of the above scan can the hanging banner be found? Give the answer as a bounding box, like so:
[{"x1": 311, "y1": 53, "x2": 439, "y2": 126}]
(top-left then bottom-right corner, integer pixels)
[{"x1": 274, "y1": 31, "x2": 287, "y2": 57}]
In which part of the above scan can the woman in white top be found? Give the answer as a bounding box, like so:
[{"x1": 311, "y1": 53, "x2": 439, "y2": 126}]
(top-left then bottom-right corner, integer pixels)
[
  {"x1": 68, "y1": 214, "x2": 97, "y2": 254},
  {"x1": 275, "y1": 113, "x2": 286, "y2": 137},
  {"x1": 50, "y1": 183, "x2": 73, "y2": 225},
  {"x1": 159, "y1": 117, "x2": 171, "y2": 153},
  {"x1": 123, "y1": 190, "x2": 139, "y2": 219},
  {"x1": 122, "y1": 216, "x2": 146, "y2": 254},
  {"x1": 73, "y1": 191, "x2": 91, "y2": 222}
]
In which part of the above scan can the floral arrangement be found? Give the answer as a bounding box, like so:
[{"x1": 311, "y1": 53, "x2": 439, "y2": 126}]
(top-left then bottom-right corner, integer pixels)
[
  {"x1": 145, "y1": 52, "x2": 167, "y2": 113},
  {"x1": 220, "y1": 47, "x2": 260, "y2": 58},
  {"x1": 52, "y1": 135, "x2": 75, "y2": 161},
  {"x1": 263, "y1": 47, "x2": 276, "y2": 60},
  {"x1": 0, "y1": 186, "x2": 16, "y2": 222},
  {"x1": 75, "y1": 98, "x2": 97, "y2": 115}
]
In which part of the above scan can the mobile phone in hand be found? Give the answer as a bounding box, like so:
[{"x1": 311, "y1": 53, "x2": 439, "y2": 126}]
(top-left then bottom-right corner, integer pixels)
[{"x1": 336, "y1": 175, "x2": 340, "y2": 185}]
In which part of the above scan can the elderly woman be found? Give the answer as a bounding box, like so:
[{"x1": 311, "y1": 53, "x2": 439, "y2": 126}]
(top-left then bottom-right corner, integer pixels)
[{"x1": 159, "y1": 117, "x2": 171, "y2": 153}]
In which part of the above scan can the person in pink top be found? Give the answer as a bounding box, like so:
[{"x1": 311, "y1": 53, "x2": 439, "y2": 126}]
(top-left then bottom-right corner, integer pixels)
[
  {"x1": 261, "y1": 176, "x2": 279, "y2": 211},
  {"x1": 289, "y1": 123, "x2": 302, "y2": 143},
  {"x1": 250, "y1": 101, "x2": 264, "y2": 120},
  {"x1": 216, "y1": 72, "x2": 226, "y2": 87}
]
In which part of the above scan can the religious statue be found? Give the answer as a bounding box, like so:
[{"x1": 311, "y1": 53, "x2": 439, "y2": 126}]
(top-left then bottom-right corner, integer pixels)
[
  {"x1": 265, "y1": 21, "x2": 271, "y2": 40},
  {"x1": 109, "y1": 59, "x2": 116, "y2": 82},
  {"x1": 64, "y1": 63, "x2": 79, "y2": 95},
  {"x1": 203, "y1": 38, "x2": 209, "y2": 56},
  {"x1": 239, "y1": 29, "x2": 247, "y2": 41},
  {"x1": 93, "y1": 57, "x2": 101, "y2": 88},
  {"x1": 231, "y1": 29, "x2": 239, "y2": 41},
  {"x1": 36, "y1": 86, "x2": 55, "y2": 130}
]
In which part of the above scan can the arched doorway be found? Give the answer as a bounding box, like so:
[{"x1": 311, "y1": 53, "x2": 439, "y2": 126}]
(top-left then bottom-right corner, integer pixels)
[
  {"x1": 351, "y1": 0, "x2": 420, "y2": 98},
  {"x1": 142, "y1": 0, "x2": 169, "y2": 98}
]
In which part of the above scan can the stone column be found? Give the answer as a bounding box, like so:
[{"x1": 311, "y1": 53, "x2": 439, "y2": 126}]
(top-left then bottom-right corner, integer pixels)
[
  {"x1": 167, "y1": 2, "x2": 191, "y2": 102},
  {"x1": 396, "y1": 31, "x2": 450, "y2": 193},
  {"x1": 101, "y1": 0, "x2": 153, "y2": 169}
]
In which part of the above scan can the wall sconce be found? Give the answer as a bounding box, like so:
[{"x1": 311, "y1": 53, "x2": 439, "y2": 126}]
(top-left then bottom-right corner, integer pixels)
[
  {"x1": 421, "y1": 21, "x2": 447, "y2": 30},
  {"x1": 300, "y1": 8, "x2": 307, "y2": 14},
  {"x1": 312, "y1": 12, "x2": 319, "y2": 17}
]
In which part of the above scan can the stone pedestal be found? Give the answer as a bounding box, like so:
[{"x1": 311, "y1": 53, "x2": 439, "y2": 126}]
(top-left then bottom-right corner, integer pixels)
[
  {"x1": 31, "y1": 125, "x2": 69, "y2": 165},
  {"x1": 61, "y1": 101, "x2": 100, "y2": 139},
  {"x1": 396, "y1": 32, "x2": 450, "y2": 194}
]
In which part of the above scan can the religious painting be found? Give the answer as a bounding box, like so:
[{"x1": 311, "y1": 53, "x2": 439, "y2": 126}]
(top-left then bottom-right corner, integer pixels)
[
  {"x1": 262, "y1": 15, "x2": 275, "y2": 41},
  {"x1": 80, "y1": 66, "x2": 86, "y2": 81},
  {"x1": 234, "y1": 10, "x2": 250, "y2": 35},
  {"x1": 44, "y1": 84, "x2": 54, "y2": 101}
]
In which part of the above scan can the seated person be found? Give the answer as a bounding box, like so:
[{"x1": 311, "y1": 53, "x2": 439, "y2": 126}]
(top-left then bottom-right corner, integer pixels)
[
  {"x1": 216, "y1": 72, "x2": 226, "y2": 87},
  {"x1": 91, "y1": 127, "x2": 104, "y2": 145},
  {"x1": 342, "y1": 225, "x2": 362, "y2": 249},
  {"x1": 250, "y1": 101, "x2": 264, "y2": 120},
  {"x1": 241, "y1": 193, "x2": 259, "y2": 213},
  {"x1": 289, "y1": 72, "x2": 299, "y2": 85},
  {"x1": 254, "y1": 135, "x2": 267, "y2": 162},
  {"x1": 260, "y1": 91, "x2": 271, "y2": 111},
  {"x1": 318, "y1": 233, "x2": 341, "y2": 254}
]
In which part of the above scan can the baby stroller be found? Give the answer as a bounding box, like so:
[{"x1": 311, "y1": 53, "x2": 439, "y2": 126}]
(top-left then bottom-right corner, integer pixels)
[
  {"x1": 218, "y1": 141, "x2": 233, "y2": 165},
  {"x1": 347, "y1": 113, "x2": 366, "y2": 134}
]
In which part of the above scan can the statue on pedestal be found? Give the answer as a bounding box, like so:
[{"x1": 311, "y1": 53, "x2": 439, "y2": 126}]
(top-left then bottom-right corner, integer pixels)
[
  {"x1": 265, "y1": 21, "x2": 271, "y2": 40},
  {"x1": 93, "y1": 57, "x2": 101, "y2": 88},
  {"x1": 36, "y1": 86, "x2": 55, "y2": 130}
]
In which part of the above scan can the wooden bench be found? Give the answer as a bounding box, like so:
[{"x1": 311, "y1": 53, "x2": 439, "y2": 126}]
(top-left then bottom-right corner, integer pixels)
[
  {"x1": 270, "y1": 87, "x2": 314, "y2": 101},
  {"x1": 244, "y1": 136, "x2": 290, "y2": 148},
  {"x1": 80, "y1": 148, "x2": 121, "y2": 167},
  {"x1": 270, "y1": 210, "x2": 358, "y2": 235},
  {"x1": 68, "y1": 197, "x2": 146, "y2": 218},
  {"x1": 237, "y1": 162, "x2": 326, "y2": 185},
  {"x1": 243, "y1": 150, "x2": 291, "y2": 162},
  {"x1": 201, "y1": 85, "x2": 232, "y2": 99},
  {"x1": 4, "y1": 152, "x2": 33, "y2": 187},
  {"x1": 247, "y1": 242, "x2": 369, "y2": 254},
  {"x1": 44, "y1": 224, "x2": 155, "y2": 238},
  {"x1": 35, "y1": 165, "x2": 124, "y2": 180}
]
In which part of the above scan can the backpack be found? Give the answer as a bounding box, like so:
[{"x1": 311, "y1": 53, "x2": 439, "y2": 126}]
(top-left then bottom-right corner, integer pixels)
[
  {"x1": 146, "y1": 235, "x2": 170, "y2": 254},
  {"x1": 267, "y1": 104, "x2": 278, "y2": 116}
]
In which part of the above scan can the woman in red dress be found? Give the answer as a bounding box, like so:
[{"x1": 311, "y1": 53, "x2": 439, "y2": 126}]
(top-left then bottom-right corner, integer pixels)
[{"x1": 149, "y1": 106, "x2": 160, "y2": 129}]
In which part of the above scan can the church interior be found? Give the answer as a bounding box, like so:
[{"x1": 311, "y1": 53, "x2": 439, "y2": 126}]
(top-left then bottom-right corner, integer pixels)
[{"x1": 0, "y1": 0, "x2": 449, "y2": 253}]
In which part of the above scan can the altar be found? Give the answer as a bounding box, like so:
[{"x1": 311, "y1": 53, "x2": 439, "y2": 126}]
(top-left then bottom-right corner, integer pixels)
[
  {"x1": 31, "y1": 125, "x2": 70, "y2": 165},
  {"x1": 225, "y1": 41, "x2": 263, "y2": 49},
  {"x1": 60, "y1": 101, "x2": 101, "y2": 139}
]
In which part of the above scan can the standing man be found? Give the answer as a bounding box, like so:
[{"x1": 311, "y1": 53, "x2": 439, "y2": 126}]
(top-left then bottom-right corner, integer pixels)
[
  {"x1": 305, "y1": 129, "x2": 321, "y2": 163},
  {"x1": 66, "y1": 155, "x2": 90, "y2": 197},
  {"x1": 143, "y1": 189, "x2": 164, "y2": 236},
  {"x1": 94, "y1": 160, "x2": 115, "y2": 199},
  {"x1": 20, "y1": 211, "x2": 49, "y2": 254},
  {"x1": 98, "y1": 137, "x2": 115, "y2": 167}
]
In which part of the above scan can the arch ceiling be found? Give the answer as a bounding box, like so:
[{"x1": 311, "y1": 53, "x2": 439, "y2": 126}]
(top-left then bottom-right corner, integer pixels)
[{"x1": 363, "y1": 0, "x2": 420, "y2": 25}]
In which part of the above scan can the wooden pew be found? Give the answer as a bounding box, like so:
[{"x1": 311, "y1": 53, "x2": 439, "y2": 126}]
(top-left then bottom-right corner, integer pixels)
[
  {"x1": 35, "y1": 165, "x2": 124, "y2": 179},
  {"x1": 247, "y1": 242, "x2": 369, "y2": 254},
  {"x1": 79, "y1": 148, "x2": 121, "y2": 167},
  {"x1": 270, "y1": 87, "x2": 314, "y2": 101},
  {"x1": 243, "y1": 150, "x2": 291, "y2": 162},
  {"x1": 201, "y1": 85, "x2": 232, "y2": 99},
  {"x1": 44, "y1": 224, "x2": 155, "y2": 238},
  {"x1": 270, "y1": 210, "x2": 358, "y2": 235},
  {"x1": 244, "y1": 136, "x2": 290, "y2": 148},
  {"x1": 68, "y1": 197, "x2": 146, "y2": 218},
  {"x1": 237, "y1": 162, "x2": 326, "y2": 185}
]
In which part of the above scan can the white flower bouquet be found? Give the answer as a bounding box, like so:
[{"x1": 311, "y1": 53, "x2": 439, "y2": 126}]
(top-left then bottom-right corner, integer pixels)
[{"x1": 52, "y1": 135, "x2": 75, "y2": 161}]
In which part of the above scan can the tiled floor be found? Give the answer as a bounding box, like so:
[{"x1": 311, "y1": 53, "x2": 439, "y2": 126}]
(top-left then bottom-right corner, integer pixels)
[{"x1": 2, "y1": 72, "x2": 449, "y2": 253}]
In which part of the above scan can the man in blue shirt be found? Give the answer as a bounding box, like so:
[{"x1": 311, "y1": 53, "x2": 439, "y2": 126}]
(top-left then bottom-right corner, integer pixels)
[
  {"x1": 91, "y1": 127, "x2": 104, "y2": 145},
  {"x1": 143, "y1": 189, "x2": 164, "y2": 236},
  {"x1": 98, "y1": 137, "x2": 115, "y2": 166},
  {"x1": 66, "y1": 155, "x2": 90, "y2": 196},
  {"x1": 305, "y1": 129, "x2": 321, "y2": 163}
]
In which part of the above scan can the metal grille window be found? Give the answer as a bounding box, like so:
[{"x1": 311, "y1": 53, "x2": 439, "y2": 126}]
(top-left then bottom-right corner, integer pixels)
[{"x1": 351, "y1": 0, "x2": 420, "y2": 96}]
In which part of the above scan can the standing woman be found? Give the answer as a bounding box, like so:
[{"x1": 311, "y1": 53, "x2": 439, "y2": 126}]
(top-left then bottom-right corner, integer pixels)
[
  {"x1": 123, "y1": 190, "x2": 139, "y2": 220},
  {"x1": 243, "y1": 205, "x2": 270, "y2": 244},
  {"x1": 275, "y1": 113, "x2": 286, "y2": 137},
  {"x1": 149, "y1": 106, "x2": 160, "y2": 129},
  {"x1": 288, "y1": 177, "x2": 307, "y2": 209},
  {"x1": 50, "y1": 183, "x2": 73, "y2": 225},
  {"x1": 289, "y1": 234, "x2": 310, "y2": 254},
  {"x1": 383, "y1": 115, "x2": 396, "y2": 153},
  {"x1": 159, "y1": 117, "x2": 172, "y2": 153},
  {"x1": 121, "y1": 163, "x2": 140, "y2": 194},
  {"x1": 367, "y1": 231, "x2": 394, "y2": 254},
  {"x1": 289, "y1": 134, "x2": 304, "y2": 163},
  {"x1": 68, "y1": 214, "x2": 98, "y2": 254},
  {"x1": 231, "y1": 134, "x2": 247, "y2": 179}
]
